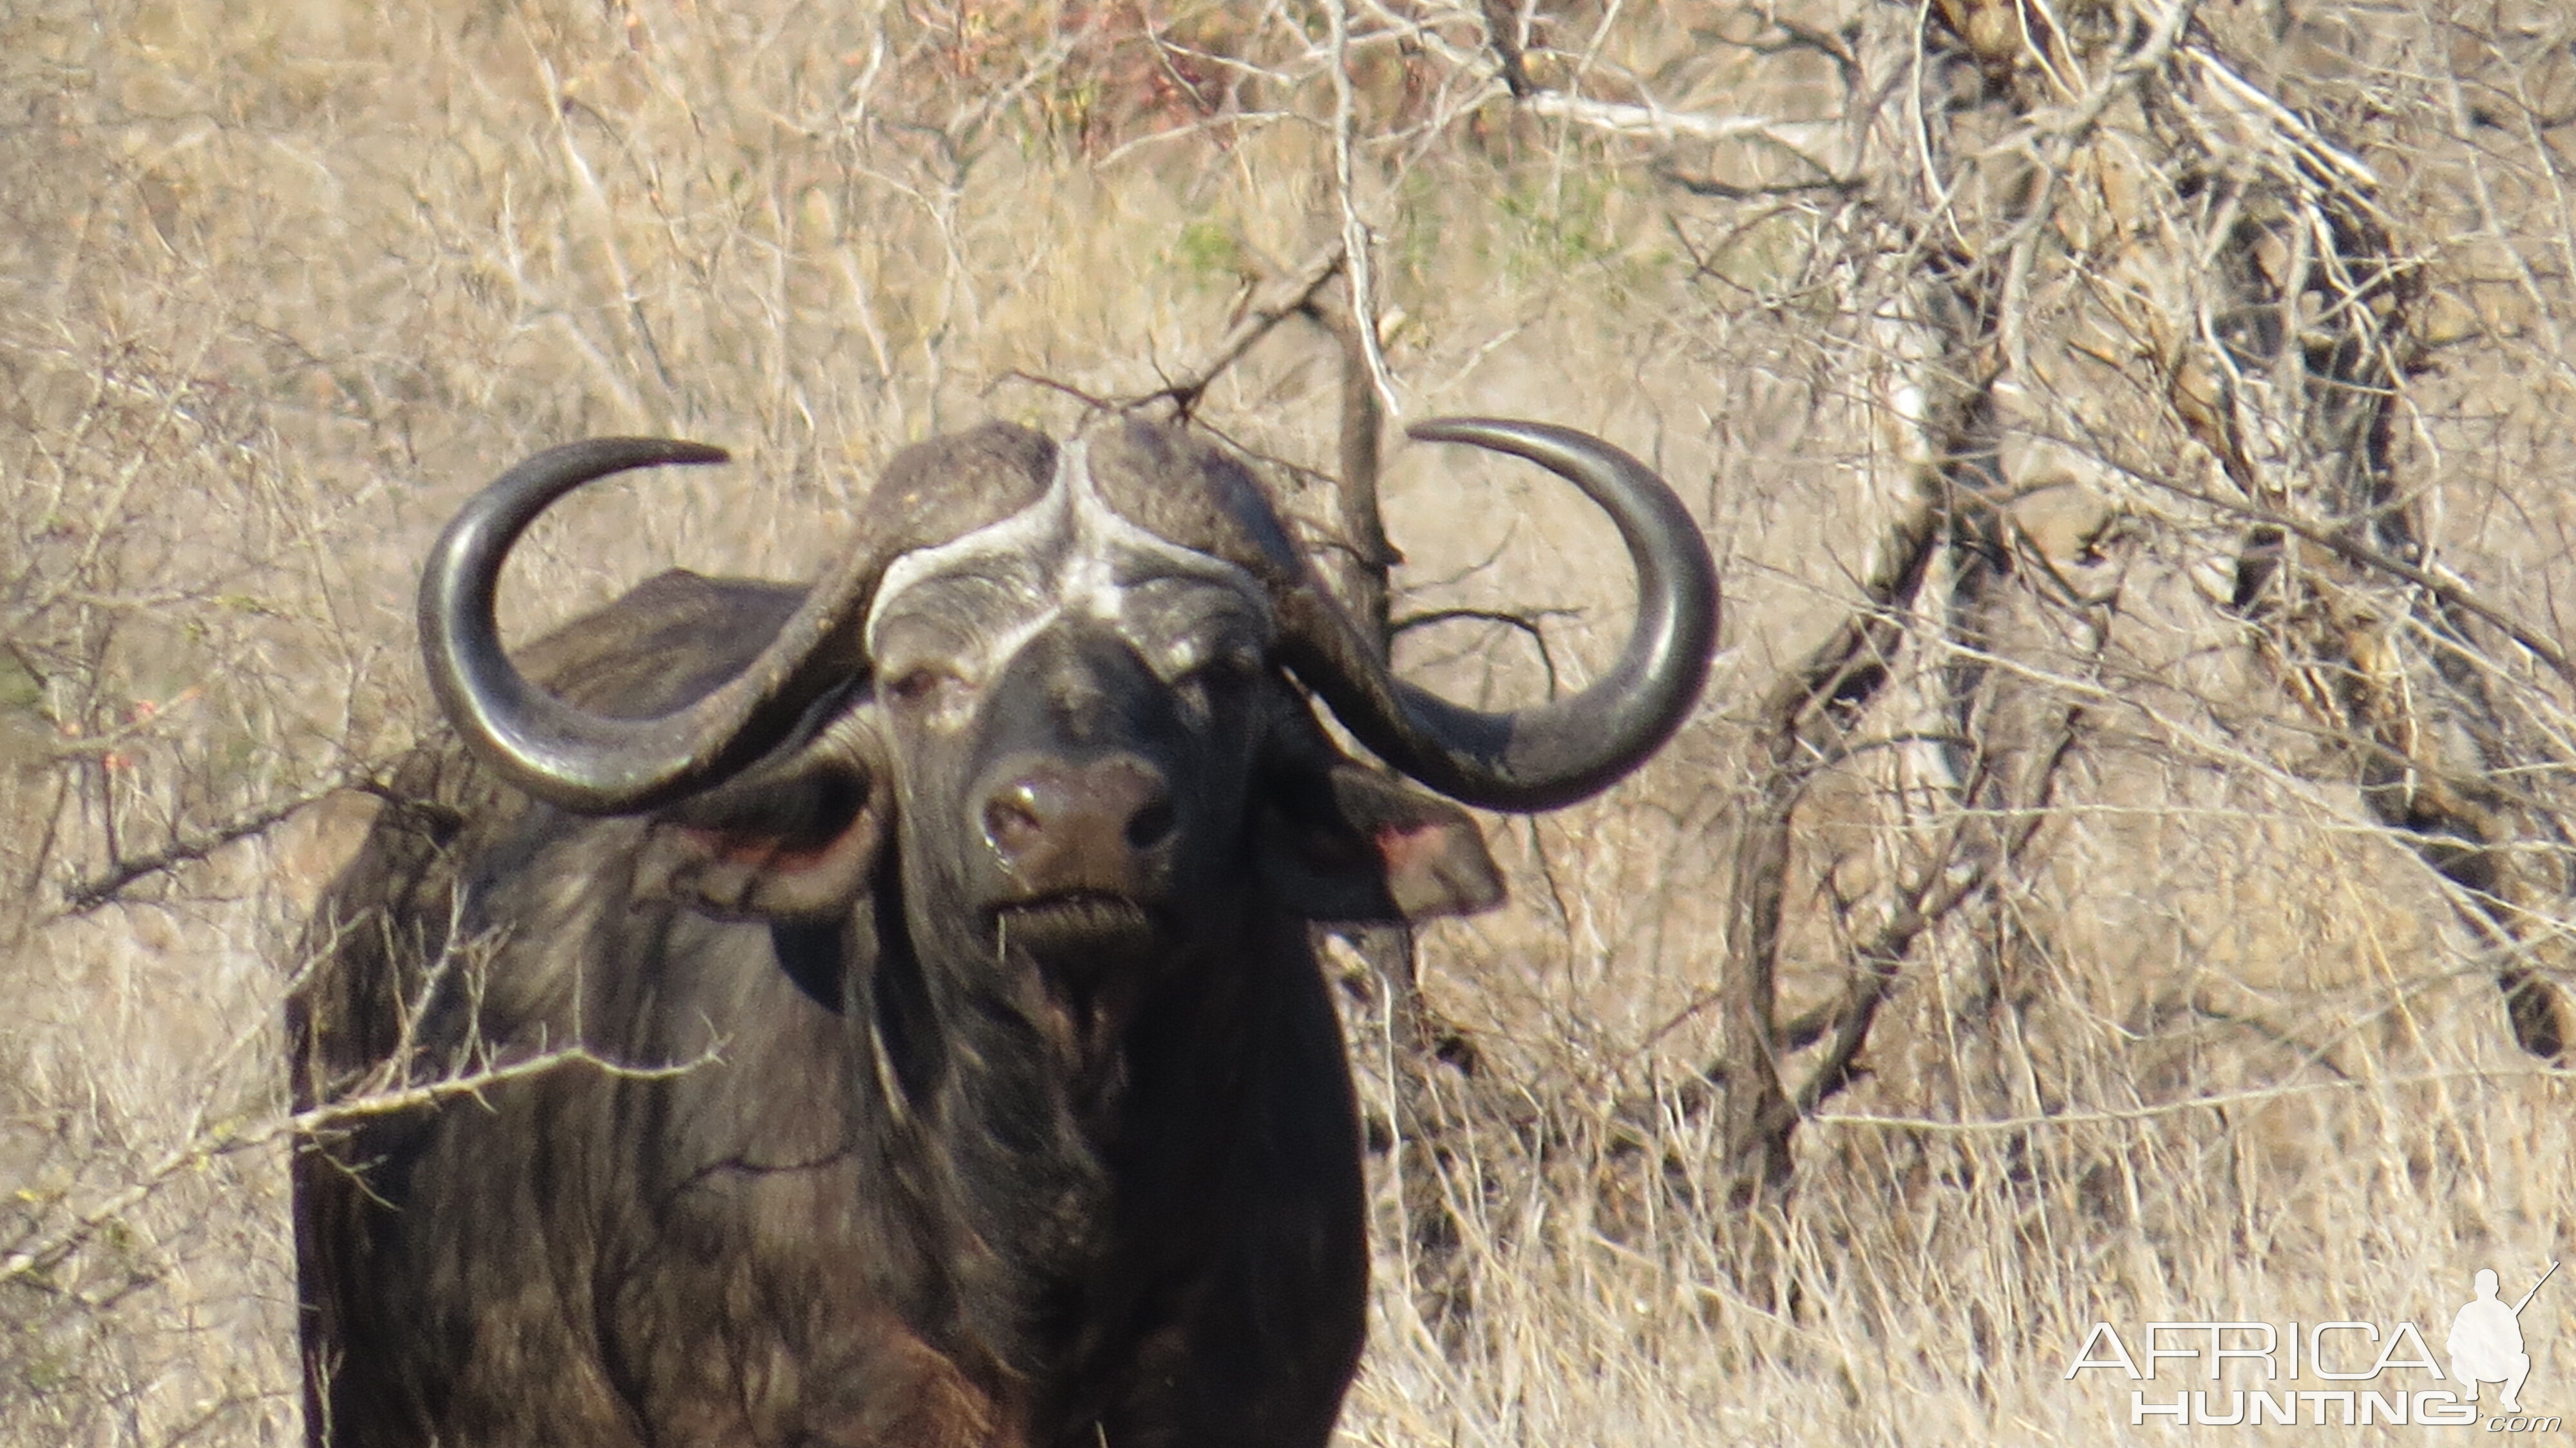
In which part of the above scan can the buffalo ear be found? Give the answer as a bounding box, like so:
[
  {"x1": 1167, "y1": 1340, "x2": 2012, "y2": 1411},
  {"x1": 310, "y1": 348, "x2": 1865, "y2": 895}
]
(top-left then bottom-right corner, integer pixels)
[
  {"x1": 634, "y1": 761, "x2": 889, "y2": 923},
  {"x1": 1255, "y1": 756, "x2": 1504, "y2": 923}
]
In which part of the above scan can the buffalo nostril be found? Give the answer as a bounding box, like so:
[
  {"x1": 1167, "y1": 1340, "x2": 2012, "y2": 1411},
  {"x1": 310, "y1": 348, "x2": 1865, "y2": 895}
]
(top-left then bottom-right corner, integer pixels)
[
  {"x1": 1124, "y1": 800, "x2": 1177, "y2": 850},
  {"x1": 983, "y1": 788, "x2": 1046, "y2": 855}
]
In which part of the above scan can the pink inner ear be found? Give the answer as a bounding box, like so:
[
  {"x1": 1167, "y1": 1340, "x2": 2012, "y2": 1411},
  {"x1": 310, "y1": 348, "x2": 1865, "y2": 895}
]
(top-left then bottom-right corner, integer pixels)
[
  {"x1": 678, "y1": 822, "x2": 864, "y2": 877},
  {"x1": 641, "y1": 792, "x2": 887, "y2": 921},
  {"x1": 1373, "y1": 821, "x2": 1456, "y2": 877}
]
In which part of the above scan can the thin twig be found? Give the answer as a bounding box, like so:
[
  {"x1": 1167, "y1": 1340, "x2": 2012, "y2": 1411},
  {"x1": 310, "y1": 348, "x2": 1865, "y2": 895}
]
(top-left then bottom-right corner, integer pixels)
[
  {"x1": 1391, "y1": 607, "x2": 1569, "y2": 698},
  {"x1": 55, "y1": 784, "x2": 355, "y2": 914},
  {"x1": 0, "y1": 1045, "x2": 717, "y2": 1291},
  {"x1": 1811, "y1": 1066, "x2": 2568, "y2": 1134},
  {"x1": 1794, "y1": 711, "x2": 2080, "y2": 1114},
  {"x1": 2139, "y1": 472, "x2": 2576, "y2": 691},
  {"x1": 1115, "y1": 242, "x2": 1347, "y2": 414},
  {"x1": 1326, "y1": 0, "x2": 1401, "y2": 419}
]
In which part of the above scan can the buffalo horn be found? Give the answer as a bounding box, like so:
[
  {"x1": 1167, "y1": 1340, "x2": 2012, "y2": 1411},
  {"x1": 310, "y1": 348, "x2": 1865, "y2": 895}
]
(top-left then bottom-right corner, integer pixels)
[
  {"x1": 1278, "y1": 418, "x2": 1719, "y2": 812},
  {"x1": 419, "y1": 438, "x2": 884, "y2": 814}
]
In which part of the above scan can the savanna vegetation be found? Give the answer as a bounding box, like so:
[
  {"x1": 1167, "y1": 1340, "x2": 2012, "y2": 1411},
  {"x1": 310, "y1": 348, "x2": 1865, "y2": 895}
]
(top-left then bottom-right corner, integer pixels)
[{"x1": 6, "y1": 1, "x2": 2576, "y2": 1442}]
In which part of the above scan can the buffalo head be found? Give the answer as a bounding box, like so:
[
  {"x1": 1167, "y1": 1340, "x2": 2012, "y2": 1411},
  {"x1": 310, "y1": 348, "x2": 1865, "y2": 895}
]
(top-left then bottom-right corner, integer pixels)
[{"x1": 417, "y1": 415, "x2": 1715, "y2": 1043}]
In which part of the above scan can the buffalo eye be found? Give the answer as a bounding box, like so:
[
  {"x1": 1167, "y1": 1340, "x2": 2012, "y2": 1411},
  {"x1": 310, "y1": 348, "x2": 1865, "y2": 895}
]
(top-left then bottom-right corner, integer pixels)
[
  {"x1": 1171, "y1": 644, "x2": 1263, "y2": 713},
  {"x1": 1195, "y1": 645, "x2": 1262, "y2": 683},
  {"x1": 885, "y1": 665, "x2": 956, "y2": 706}
]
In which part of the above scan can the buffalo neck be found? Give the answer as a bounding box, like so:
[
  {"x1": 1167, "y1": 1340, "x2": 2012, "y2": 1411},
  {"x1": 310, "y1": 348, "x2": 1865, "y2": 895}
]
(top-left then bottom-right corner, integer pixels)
[{"x1": 845, "y1": 862, "x2": 1280, "y2": 1421}]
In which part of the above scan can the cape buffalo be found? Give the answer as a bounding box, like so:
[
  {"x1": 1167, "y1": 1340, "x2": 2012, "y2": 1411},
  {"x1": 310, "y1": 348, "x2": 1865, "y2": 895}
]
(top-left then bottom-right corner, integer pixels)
[{"x1": 291, "y1": 415, "x2": 1718, "y2": 1447}]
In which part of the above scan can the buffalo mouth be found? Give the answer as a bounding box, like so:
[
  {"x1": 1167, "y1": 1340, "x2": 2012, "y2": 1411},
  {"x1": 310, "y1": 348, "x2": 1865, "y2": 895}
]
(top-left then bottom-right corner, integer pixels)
[
  {"x1": 990, "y1": 891, "x2": 1161, "y2": 960},
  {"x1": 991, "y1": 892, "x2": 1167, "y2": 1067}
]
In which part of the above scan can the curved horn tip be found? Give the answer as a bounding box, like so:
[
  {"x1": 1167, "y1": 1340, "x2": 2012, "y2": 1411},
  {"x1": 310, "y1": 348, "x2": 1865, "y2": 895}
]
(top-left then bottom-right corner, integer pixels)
[
  {"x1": 520, "y1": 436, "x2": 732, "y2": 475},
  {"x1": 1308, "y1": 413, "x2": 1718, "y2": 812},
  {"x1": 1406, "y1": 416, "x2": 1499, "y2": 444},
  {"x1": 579, "y1": 437, "x2": 730, "y2": 468},
  {"x1": 1403, "y1": 415, "x2": 1590, "y2": 444},
  {"x1": 420, "y1": 434, "x2": 767, "y2": 817}
]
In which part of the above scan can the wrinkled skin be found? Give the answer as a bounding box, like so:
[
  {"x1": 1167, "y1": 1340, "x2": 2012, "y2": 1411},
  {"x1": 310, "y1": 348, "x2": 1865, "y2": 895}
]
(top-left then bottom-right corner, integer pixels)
[{"x1": 293, "y1": 425, "x2": 1510, "y2": 1447}]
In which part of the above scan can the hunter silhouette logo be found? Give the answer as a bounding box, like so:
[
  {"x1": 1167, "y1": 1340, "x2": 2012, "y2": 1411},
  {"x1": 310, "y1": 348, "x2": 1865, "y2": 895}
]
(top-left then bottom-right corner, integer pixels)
[{"x1": 2452, "y1": 1262, "x2": 2557, "y2": 1415}]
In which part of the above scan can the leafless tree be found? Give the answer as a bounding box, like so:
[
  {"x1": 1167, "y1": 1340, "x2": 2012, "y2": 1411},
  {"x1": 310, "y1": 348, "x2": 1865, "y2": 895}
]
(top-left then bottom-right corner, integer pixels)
[{"x1": 10, "y1": 1, "x2": 2576, "y2": 1440}]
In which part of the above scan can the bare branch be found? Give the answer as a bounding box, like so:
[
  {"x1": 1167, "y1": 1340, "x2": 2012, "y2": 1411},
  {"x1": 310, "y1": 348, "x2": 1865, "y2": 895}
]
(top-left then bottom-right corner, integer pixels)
[
  {"x1": 1326, "y1": 0, "x2": 1401, "y2": 418},
  {"x1": 1390, "y1": 606, "x2": 1567, "y2": 698},
  {"x1": 53, "y1": 781, "x2": 363, "y2": 915},
  {"x1": 1116, "y1": 243, "x2": 1347, "y2": 415},
  {"x1": 2, "y1": 1045, "x2": 717, "y2": 1294}
]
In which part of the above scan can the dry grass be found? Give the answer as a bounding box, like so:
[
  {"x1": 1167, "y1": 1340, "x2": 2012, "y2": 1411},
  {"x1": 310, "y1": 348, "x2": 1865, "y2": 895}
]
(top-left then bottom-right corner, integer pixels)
[{"x1": 6, "y1": 1, "x2": 2576, "y2": 1443}]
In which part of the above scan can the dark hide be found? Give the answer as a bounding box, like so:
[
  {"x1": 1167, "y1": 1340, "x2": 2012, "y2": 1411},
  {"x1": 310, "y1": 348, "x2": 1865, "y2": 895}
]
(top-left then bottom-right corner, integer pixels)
[{"x1": 294, "y1": 461, "x2": 1504, "y2": 1448}]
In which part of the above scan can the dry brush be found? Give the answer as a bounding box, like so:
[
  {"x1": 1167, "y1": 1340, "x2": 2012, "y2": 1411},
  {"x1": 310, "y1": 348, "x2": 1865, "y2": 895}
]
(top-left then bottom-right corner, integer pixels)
[{"x1": 5, "y1": 1, "x2": 2576, "y2": 1443}]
